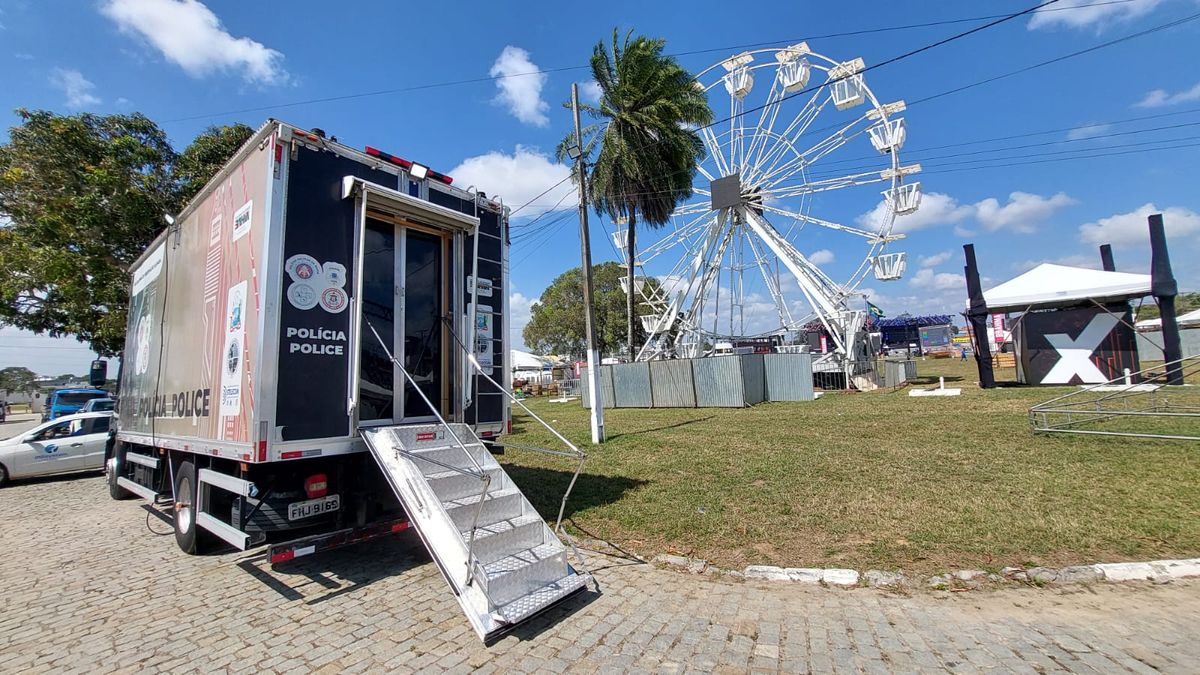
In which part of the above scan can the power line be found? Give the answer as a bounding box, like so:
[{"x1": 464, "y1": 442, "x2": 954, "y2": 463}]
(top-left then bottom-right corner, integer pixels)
[{"x1": 158, "y1": 0, "x2": 1126, "y2": 125}]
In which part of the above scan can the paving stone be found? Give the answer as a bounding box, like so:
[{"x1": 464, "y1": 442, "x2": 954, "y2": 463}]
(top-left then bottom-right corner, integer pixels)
[
  {"x1": 1055, "y1": 565, "x2": 1101, "y2": 584},
  {"x1": 2, "y1": 476, "x2": 1199, "y2": 672},
  {"x1": 864, "y1": 570, "x2": 905, "y2": 588}
]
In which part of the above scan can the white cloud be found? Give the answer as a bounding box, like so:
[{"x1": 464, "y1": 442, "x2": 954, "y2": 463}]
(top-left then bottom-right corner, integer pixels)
[
  {"x1": 856, "y1": 191, "x2": 973, "y2": 234},
  {"x1": 509, "y1": 288, "x2": 535, "y2": 350},
  {"x1": 1078, "y1": 203, "x2": 1200, "y2": 247},
  {"x1": 100, "y1": 0, "x2": 287, "y2": 85},
  {"x1": 1066, "y1": 122, "x2": 1112, "y2": 140},
  {"x1": 49, "y1": 68, "x2": 100, "y2": 109},
  {"x1": 489, "y1": 46, "x2": 549, "y2": 127},
  {"x1": 1013, "y1": 254, "x2": 1100, "y2": 273},
  {"x1": 808, "y1": 249, "x2": 834, "y2": 265},
  {"x1": 908, "y1": 268, "x2": 964, "y2": 291},
  {"x1": 581, "y1": 80, "x2": 603, "y2": 103},
  {"x1": 917, "y1": 251, "x2": 952, "y2": 268},
  {"x1": 14, "y1": 53, "x2": 34, "y2": 60},
  {"x1": 973, "y1": 191, "x2": 1075, "y2": 233},
  {"x1": 1028, "y1": 0, "x2": 1163, "y2": 31},
  {"x1": 859, "y1": 190, "x2": 1074, "y2": 237},
  {"x1": 448, "y1": 146, "x2": 575, "y2": 217},
  {"x1": 1134, "y1": 82, "x2": 1200, "y2": 108}
]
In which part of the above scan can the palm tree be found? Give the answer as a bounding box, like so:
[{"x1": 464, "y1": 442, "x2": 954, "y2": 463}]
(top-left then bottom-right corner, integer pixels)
[{"x1": 558, "y1": 29, "x2": 713, "y2": 360}]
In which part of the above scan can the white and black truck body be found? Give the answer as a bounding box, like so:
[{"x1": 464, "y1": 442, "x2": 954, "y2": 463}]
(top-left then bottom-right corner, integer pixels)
[{"x1": 109, "y1": 120, "x2": 511, "y2": 559}]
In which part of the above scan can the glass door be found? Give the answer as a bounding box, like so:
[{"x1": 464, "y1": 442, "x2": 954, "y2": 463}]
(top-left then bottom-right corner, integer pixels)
[
  {"x1": 357, "y1": 219, "x2": 447, "y2": 424},
  {"x1": 400, "y1": 228, "x2": 444, "y2": 421},
  {"x1": 358, "y1": 218, "x2": 397, "y2": 423}
]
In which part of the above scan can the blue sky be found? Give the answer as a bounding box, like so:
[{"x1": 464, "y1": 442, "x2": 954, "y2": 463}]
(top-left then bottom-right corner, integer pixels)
[{"x1": 2, "y1": 0, "x2": 1199, "y2": 373}]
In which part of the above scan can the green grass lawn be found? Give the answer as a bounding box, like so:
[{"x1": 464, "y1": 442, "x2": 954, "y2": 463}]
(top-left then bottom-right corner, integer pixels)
[{"x1": 501, "y1": 358, "x2": 1200, "y2": 574}]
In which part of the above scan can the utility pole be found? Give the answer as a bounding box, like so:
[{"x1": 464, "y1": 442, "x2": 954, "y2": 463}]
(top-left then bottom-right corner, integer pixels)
[{"x1": 571, "y1": 83, "x2": 606, "y2": 443}]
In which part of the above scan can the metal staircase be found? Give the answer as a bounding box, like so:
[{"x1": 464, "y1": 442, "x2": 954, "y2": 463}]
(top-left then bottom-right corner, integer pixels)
[
  {"x1": 361, "y1": 322, "x2": 592, "y2": 642},
  {"x1": 361, "y1": 424, "x2": 589, "y2": 640}
]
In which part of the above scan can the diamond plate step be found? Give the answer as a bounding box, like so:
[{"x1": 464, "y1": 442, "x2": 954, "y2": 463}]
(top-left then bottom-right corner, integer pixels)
[
  {"x1": 497, "y1": 573, "x2": 591, "y2": 625},
  {"x1": 427, "y1": 466, "x2": 507, "y2": 502},
  {"x1": 409, "y1": 443, "x2": 495, "y2": 476},
  {"x1": 462, "y1": 514, "x2": 547, "y2": 564},
  {"x1": 481, "y1": 542, "x2": 567, "y2": 607},
  {"x1": 442, "y1": 487, "x2": 524, "y2": 530}
]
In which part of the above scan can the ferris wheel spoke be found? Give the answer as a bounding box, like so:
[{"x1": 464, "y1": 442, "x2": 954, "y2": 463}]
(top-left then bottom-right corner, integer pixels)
[
  {"x1": 751, "y1": 88, "x2": 831, "y2": 182},
  {"x1": 701, "y1": 126, "x2": 730, "y2": 177},
  {"x1": 758, "y1": 114, "x2": 871, "y2": 187},
  {"x1": 758, "y1": 204, "x2": 898, "y2": 242},
  {"x1": 742, "y1": 79, "x2": 785, "y2": 176},
  {"x1": 767, "y1": 169, "x2": 888, "y2": 198}
]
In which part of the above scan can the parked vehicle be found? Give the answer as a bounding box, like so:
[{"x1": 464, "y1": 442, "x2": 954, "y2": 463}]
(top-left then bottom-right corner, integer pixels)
[
  {"x1": 81, "y1": 398, "x2": 115, "y2": 412},
  {"x1": 0, "y1": 411, "x2": 114, "y2": 486},
  {"x1": 106, "y1": 121, "x2": 587, "y2": 640},
  {"x1": 42, "y1": 388, "x2": 108, "y2": 422}
]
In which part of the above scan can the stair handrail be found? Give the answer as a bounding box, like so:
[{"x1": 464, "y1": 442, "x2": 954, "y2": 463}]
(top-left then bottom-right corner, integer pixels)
[
  {"x1": 366, "y1": 321, "x2": 493, "y2": 589},
  {"x1": 441, "y1": 317, "x2": 587, "y2": 535}
]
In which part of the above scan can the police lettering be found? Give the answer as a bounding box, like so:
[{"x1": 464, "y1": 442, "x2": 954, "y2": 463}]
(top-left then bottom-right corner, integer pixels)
[{"x1": 286, "y1": 325, "x2": 346, "y2": 356}]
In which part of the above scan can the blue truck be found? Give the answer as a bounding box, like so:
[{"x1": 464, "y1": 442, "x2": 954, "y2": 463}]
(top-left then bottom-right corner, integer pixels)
[{"x1": 42, "y1": 388, "x2": 109, "y2": 422}]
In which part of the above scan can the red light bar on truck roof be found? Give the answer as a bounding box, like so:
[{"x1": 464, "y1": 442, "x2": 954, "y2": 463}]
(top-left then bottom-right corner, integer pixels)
[{"x1": 364, "y1": 146, "x2": 453, "y2": 185}]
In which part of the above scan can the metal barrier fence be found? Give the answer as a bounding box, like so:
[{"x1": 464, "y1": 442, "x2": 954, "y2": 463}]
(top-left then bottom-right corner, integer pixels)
[{"x1": 582, "y1": 353, "x2": 814, "y2": 409}]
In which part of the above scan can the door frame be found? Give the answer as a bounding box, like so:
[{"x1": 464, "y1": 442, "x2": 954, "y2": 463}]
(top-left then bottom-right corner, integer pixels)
[{"x1": 359, "y1": 210, "x2": 452, "y2": 426}]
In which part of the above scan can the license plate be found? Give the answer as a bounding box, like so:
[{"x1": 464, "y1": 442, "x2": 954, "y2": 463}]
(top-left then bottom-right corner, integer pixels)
[{"x1": 287, "y1": 495, "x2": 340, "y2": 521}]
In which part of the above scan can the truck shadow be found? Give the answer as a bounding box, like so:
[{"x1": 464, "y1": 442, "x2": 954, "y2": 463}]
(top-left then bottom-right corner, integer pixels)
[
  {"x1": 499, "y1": 464, "x2": 646, "y2": 523},
  {"x1": 236, "y1": 531, "x2": 429, "y2": 604}
]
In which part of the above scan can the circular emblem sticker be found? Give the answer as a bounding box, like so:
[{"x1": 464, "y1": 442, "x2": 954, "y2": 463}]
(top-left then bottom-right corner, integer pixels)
[
  {"x1": 135, "y1": 315, "x2": 152, "y2": 375},
  {"x1": 287, "y1": 282, "x2": 319, "y2": 310},
  {"x1": 320, "y1": 287, "x2": 348, "y2": 313},
  {"x1": 285, "y1": 254, "x2": 322, "y2": 283}
]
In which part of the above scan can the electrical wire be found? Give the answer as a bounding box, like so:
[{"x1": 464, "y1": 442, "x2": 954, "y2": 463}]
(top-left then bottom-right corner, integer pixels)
[{"x1": 157, "y1": 0, "x2": 1128, "y2": 125}]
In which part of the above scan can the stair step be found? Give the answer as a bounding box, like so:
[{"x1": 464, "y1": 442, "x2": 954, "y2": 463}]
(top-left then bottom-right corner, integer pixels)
[
  {"x1": 497, "y1": 573, "x2": 591, "y2": 625},
  {"x1": 427, "y1": 467, "x2": 506, "y2": 502},
  {"x1": 442, "y1": 487, "x2": 524, "y2": 530},
  {"x1": 462, "y1": 514, "x2": 547, "y2": 564},
  {"x1": 409, "y1": 444, "x2": 495, "y2": 476},
  {"x1": 481, "y1": 542, "x2": 568, "y2": 607}
]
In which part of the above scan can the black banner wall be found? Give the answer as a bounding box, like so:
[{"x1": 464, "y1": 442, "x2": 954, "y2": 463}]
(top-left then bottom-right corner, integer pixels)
[
  {"x1": 276, "y1": 146, "x2": 396, "y2": 441},
  {"x1": 1015, "y1": 305, "x2": 1139, "y2": 385}
]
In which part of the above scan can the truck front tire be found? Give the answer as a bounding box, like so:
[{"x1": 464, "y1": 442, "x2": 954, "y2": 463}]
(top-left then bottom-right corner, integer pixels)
[
  {"x1": 106, "y1": 446, "x2": 132, "y2": 500},
  {"x1": 173, "y1": 460, "x2": 206, "y2": 554}
]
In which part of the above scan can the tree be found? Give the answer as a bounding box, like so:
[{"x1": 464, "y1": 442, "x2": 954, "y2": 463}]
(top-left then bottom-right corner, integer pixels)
[
  {"x1": 175, "y1": 123, "x2": 255, "y2": 204},
  {"x1": 558, "y1": 30, "x2": 712, "y2": 361},
  {"x1": 1134, "y1": 291, "x2": 1199, "y2": 321},
  {"x1": 0, "y1": 366, "x2": 36, "y2": 394},
  {"x1": 0, "y1": 110, "x2": 250, "y2": 355},
  {"x1": 523, "y1": 262, "x2": 658, "y2": 358}
]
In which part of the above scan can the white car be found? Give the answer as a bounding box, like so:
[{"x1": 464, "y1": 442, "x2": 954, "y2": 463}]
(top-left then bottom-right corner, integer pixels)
[{"x1": 0, "y1": 412, "x2": 114, "y2": 486}]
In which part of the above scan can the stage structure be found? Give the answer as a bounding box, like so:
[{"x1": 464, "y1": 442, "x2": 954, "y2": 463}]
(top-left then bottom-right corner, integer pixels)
[{"x1": 616, "y1": 43, "x2": 920, "y2": 388}]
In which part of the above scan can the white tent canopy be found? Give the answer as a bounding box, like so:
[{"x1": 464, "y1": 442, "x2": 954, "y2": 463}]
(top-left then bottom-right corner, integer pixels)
[
  {"x1": 982, "y1": 263, "x2": 1152, "y2": 313},
  {"x1": 1136, "y1": 308, "x2": 1200, "y2": 330},
  {"x1": 511, "y1": 349, "x2": 551, "y2": 371}
]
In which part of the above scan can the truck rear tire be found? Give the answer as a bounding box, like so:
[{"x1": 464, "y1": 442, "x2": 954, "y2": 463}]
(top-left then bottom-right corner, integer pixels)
[
  {"x1": 106, "y1": 447, "x2": 132, "y2": 500},
  {"x1": 173, "y1": 460, "x2": 207, "y2": 554}
]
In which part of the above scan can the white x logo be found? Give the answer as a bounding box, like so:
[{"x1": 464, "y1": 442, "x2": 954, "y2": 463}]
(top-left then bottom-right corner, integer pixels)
[{"x1": 1042, "y1": 313, "x2": 1119, "y2": 384}]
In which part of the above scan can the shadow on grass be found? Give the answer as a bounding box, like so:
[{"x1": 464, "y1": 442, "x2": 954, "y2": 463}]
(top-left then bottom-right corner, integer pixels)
[
  {"x1": 605, "y1": 415, "x2": 716, "y2": 441},
  {"x1": 909, "y1": 375, "x2": 965, "y2": 386},
  {"x1": 502, "y1": 464, "x2": 646, "y2": 524}
]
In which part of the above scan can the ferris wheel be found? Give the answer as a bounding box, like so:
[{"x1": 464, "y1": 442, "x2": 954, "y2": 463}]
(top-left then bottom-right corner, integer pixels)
[{"x1": 620, "y1": 42, "x2": 923, "y2": 368}]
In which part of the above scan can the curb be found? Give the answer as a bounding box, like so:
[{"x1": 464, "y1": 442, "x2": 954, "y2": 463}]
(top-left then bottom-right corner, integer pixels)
[{"x1": 648, "y1": 554, "x2": 1200, "y2": 590}]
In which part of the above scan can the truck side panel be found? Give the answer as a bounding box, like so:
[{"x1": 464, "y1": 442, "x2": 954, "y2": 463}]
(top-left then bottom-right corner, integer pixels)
[
  {"x1": 118, "y1": 136, "x2": 273, "y2": 450},
  {"x1": 274, "y1": 144, "x2": 398, "y2": 442}
]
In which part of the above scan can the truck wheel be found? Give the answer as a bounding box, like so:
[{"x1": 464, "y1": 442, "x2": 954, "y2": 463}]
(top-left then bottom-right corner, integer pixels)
[
  {"x1": 106, "y1": 447, "x2": 132, "y2": 500},
  {"x1": 173, "y1": 460, "x2": 206, "y2": 554}
]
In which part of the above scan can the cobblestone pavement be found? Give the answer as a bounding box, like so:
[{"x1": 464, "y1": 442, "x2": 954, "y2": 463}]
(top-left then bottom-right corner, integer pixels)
[{"x1": 2, "y1": 475, "x2": 1199, "y2": 674}]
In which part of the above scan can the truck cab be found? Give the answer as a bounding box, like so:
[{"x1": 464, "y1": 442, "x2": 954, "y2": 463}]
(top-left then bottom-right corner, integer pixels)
[{"x1": 43, "y1": 388, "x2": 108, "y2": 422}]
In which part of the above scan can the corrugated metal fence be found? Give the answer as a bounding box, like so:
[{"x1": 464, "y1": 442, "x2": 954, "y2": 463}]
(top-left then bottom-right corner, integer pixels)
[{"x1": 582, "y1": 353, "x2": 813, "y2": 409}]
